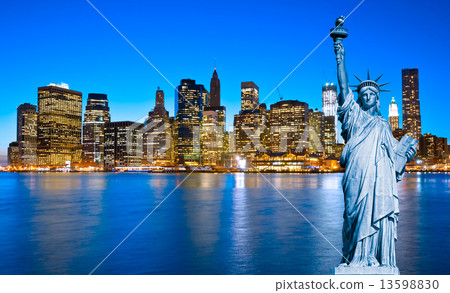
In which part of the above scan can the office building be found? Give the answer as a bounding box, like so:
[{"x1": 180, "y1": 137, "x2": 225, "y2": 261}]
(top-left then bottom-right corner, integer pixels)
[
  {"x1": 420, "y1": 134, "x2": 448, "y2": 160},
  {"x1": 402, "y1": 68, "x2": 421, "y2": 142},
  {"x1": 308, "y1": 109, "x2": 325, "y2": 154},
  {"x1": 104, "y1": 121, "x2": 143, "y2": 167},
  {"x1": 241, "y1": 81, "x2": 259, "y2": 111},
  {"x1": 17, "y1": 103, "x2": 37, "y2": 166},
  {"x1": 143, "y1": 88, "x2": 174, "y2": 166},
  {"x1": 388, "y1": 97, "x2": 399, "y2": 131},
  {"x1": 210, "y1": 68, "x2": 221, "y2": 107},
  {"x1": 175, "y1": 79, "x2": 209, "y2": 165},
  {"x1": 268, "y1": 100, "x2": 309, "y2": 153},
  {"x1": 8, "y1": 142, "x2": 20, "y2": 167},
  {"x1": 234, "y1": 103, "x2": 268, "y2": 160},
  {"x1": 322, "y1": 83, "x2": 338, "y2": 142},
  {"x1": 82, "y1": 93, "x2": 110, "y2": 166},
  {"x1": 201, "y1": 107, "x2": 226, "y2": 166},
  {"x1": 37, "y1": 83, "x2": 82, "y2": 166},
  {"x1": 323, "y1": 116, "x2": 337, "y2": 157}
]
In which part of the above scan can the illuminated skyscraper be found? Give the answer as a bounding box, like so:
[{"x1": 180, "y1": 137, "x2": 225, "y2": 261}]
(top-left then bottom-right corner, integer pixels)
[
  {"x1": 155, "y1": 86, "x2": 165, "y2": 109},
  {"x1": 82, "y1": 93, "x2": 110, "y2": 166},
  {"x1": 17, "y1": 103, "x2": 37, "y2": 166},
  {"x1": 201, "y1": 107, "x2": 226, "y2": 166},
  {"x1": 419, "y1": 134, "x2": 447, "y2": 160},
  {"x1": 37, "y1": 83, "x2": 82, "y2": 166},
  {"x1": 308, "y1": 109, "x2": 325, "y2": 154},
  {"x1": 241, "y1": 82, "x2": 259, "y2": 111},
  {"x1": 143, "y1": 87, "x2": 174, "y2": 166},
  {"x1": 210, "y1": 68, "x2": 221, "y2": 107},
  {"x1": 8, "y1": 142, "x2": 20, "y2": 167},
  {"x1": 175, "y1": 79, "x2": 209, "y2": 165},
  {"x1": 402, "y1": 68, "x2": 421, "y2": 142},
  {"x1": 104, "y1": 121, "x2": 143, "y2": 167},
  {"x1": 323, "y1": 116, "x2": 337, "y2": 157},
  {"x1": 234, "y1": 103, "x2": 268, "y2": 160},
  {"x1": 388, "y1": 97, "x2": 399, "y2": 131},
  {"x1": 268, "y1": 100, "x2": 309, "y2": 153},
  {"x1": 322, "y1": 83, "x2": 338, "y2": 142}
]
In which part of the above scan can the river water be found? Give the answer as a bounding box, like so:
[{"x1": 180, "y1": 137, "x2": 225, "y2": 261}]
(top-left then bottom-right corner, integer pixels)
[{"x1": 0, "y1": 172, "x2": 449, "y2": 274}]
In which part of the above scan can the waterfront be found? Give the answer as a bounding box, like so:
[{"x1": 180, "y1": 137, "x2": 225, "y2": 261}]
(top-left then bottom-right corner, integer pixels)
[{"x1": 0, "y1": 172, "x2": 449, "y2": 275}]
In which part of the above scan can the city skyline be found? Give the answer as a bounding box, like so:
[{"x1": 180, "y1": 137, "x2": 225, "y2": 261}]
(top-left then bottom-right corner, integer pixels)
[{"x1": 1, "y1": 0, "x2": 450, "y2": 162}]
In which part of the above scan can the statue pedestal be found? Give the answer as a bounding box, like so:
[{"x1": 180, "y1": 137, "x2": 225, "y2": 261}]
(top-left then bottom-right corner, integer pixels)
[{"x1": 332, "y1": 265, "x2": 400, "y2": 275}]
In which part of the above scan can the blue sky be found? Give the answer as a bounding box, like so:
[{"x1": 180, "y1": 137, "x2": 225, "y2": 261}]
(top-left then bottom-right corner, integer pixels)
[{"x1": 1, "y1": 0, "x2": 449, "y2": 160}]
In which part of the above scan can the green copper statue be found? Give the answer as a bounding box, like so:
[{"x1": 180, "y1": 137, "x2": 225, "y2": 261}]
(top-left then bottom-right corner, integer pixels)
[{"x1": 331, "y1": 16, "x2": 417, "y2": 275}]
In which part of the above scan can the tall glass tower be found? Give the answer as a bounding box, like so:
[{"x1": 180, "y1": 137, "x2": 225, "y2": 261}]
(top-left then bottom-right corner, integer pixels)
[
  {"x1": 322, "y1": 83, "x2": 338, "y2": 142},
  {"x1": 175, "y1": 79, "x2": 209, "y2": 164},
  {"x1": 82, "y1": 93, "x2": 110, "y2": 165},
  {"x1": 402, "y1": 68, "x2": 421, "y2": 142}
]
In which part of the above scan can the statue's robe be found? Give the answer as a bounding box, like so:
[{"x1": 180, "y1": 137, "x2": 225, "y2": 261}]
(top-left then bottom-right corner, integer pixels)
[{"x1": 338, "y1": 91, "x2": 403, "y2": 267}]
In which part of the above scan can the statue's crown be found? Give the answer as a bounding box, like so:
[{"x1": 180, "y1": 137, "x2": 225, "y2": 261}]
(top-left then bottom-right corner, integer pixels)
[{"x1": 350, "y1": 71, "x2": 391, "y2": 93}]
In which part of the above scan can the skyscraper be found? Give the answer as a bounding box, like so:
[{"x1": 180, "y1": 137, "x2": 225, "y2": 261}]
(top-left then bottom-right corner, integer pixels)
[
  {"x1": 175, "y1": 79, "x2": 209, "y2": 165},
  {"x1": 37, "y1": 83, "x2": 82, "y2": 166},
  {"x1": 201, "y1": 108, "x2": 225, "y2": 166},
  {"x1": 388, "y1": 97, "x2": 399, "y2": 131},
  {"x1": 210, "y1": 68, "x2": 221, "y2": 107},
  {"x1": 233, "y1": 103, "x2": 268, "y2": 160},
  {"x1": 268, "y1": 100, "x2": 309, "y2": 153},
  {"x1": 104, "y1": 121, "x2": 143, "y2": 167},
  {"x1": 323, "y1": 116, "x2": 337, "y2": 157},
  {"x1": 308, "y1": 109, "x2": 325, "y2": 154},
  {"x1": 143, "y1": 87, "x2": 174, "y2": 166},
  {"x1": 322, "y1": 83, "x2": 338, "y2": 142},
  {"x1": 82, "y1": 93, "x2": 111, "y2": 166},
  {"x1": 241, "y1": 82, "x2": 259, "y2": 111},
  {"x1": 17, "y1": 103, "x2": 37, "y2": 166},
  {"x1": 155, "y1": 86, "x2": 165, "y2": 109},
  {"x1": 7, "y1": 142, "x2": 20, "y2": 167},
  {"x1": 402, "y1": 68, "x2": 421, "y2": 142}
]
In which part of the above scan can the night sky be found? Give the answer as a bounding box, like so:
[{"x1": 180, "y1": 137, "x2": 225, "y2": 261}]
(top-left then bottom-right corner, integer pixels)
[{"x1": 1, "y1": 0, "x2": 449, "y2": 162}]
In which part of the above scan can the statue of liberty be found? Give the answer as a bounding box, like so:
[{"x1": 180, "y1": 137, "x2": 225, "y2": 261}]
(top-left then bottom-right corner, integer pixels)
[{"x1": 331, "y1": 17, "x2": 417, "y2": 274}]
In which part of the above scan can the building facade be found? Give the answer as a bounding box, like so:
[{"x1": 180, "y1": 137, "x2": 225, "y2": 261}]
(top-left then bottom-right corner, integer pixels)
[
  {"x1": 17, "y1": 103, "x2": 37, "y2": 166},
  {"x1": 308, "y1": 109, "x2": 325, "y2": 154},
  {"x1": 234, "y1": 104, "x2": 268, "y2": 160},
  {"x1": 104, "y1": 121, "x2": 143, "y2": 167},
  {"x1": 37, "y1": 83, "x2": 82, "y2": 166},
  {"x1": 388, "y1": 97, "x2": 399, "y2": 131},
  {"x1": 323, "y1": 115, "x2": 337, "y2": 157},
  {"x1": 8, "y1": 142, "x2": 20, "y2": 167},
  {"x1": 402, "y1": 68, "x2": 421, "y2": 142},
  {"x1": 82, "y1": 93, "x2": 111, "y2": 166},
  {"x1": 322, "y1": 83, "x2": 338, "y2": 142},
  {"x1": 201, "y1": 105, "x2": 226, "y2": 166},
  {"x1": 175, "y1": 79, "x2": 209, "y2": 165},
  {"x1": 268, "y1": 100, "x2": 309, "y2": 153},
  {"x1": 209, "y1": 68, "x2": 221, "y2": 107},
  {"x1": 419, "y1": 133, "x2": 448, "y2": 160},
  {"x1": 241, "y1": 81, "x2": 259, "y2": 111},
  {"x1": 143, "y1": 88, "x2": 174, "y2": 166}
]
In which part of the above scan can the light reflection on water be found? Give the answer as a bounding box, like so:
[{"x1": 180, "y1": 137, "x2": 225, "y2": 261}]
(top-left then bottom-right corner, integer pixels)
[{"x1": 0, "y1": 172, "x2": 449, "y2": 275}]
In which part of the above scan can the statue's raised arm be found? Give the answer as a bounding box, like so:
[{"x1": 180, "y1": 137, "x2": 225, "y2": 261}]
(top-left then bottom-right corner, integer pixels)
[
  {"x1": 330, "y1": 16, "x2": 350, "y2": 105},
  {"x1": 334, "y1": 41, "x2": 350, "y2": 104}
]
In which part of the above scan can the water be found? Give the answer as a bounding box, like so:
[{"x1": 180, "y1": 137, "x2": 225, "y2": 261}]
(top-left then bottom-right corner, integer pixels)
[{"x1": 0, "y1": 172, "x2": 449, "y2": 275}]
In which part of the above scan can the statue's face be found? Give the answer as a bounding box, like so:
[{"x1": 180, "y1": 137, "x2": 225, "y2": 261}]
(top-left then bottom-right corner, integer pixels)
[{"x1": 359, "y1": 86, "x2": 378, "y2": 111}]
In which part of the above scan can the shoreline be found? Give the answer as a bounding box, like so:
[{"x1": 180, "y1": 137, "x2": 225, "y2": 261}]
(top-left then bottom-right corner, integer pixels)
[{"x1": 0, "y1": 169, "x2": 448, "y2": 174}]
